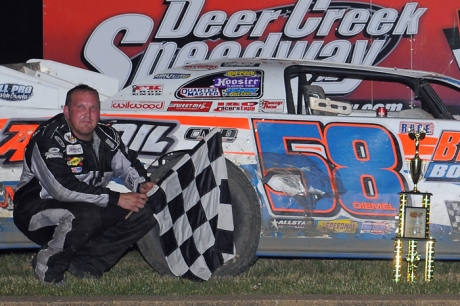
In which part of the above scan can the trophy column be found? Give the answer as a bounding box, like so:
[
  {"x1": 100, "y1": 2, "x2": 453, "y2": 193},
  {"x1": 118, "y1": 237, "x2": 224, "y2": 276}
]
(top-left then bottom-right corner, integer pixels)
[{"x1": 393, "y1": 129, "x2": 435, "y2": 283}]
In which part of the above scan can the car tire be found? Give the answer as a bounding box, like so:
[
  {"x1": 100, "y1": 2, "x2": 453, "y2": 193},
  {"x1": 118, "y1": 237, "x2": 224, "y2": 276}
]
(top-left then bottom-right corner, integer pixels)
[{"x1": 137, "y1": 156, "x2": 261, "y2": 278}]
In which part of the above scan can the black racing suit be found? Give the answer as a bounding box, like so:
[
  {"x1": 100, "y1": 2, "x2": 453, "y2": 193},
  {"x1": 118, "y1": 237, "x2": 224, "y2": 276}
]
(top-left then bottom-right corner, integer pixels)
[{"x1": 13, "y1": 113, "x2": 155, "y2": 283}]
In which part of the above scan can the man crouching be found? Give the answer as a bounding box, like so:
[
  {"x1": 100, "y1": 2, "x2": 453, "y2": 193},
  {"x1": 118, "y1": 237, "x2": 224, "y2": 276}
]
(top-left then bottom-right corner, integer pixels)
[{"x1": 13, "y1": 84, "x2": 156, "y2": 285}]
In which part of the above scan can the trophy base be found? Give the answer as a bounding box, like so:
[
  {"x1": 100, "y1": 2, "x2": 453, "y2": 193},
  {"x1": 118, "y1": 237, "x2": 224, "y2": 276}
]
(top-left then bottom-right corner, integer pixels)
[{"x1": 400, "y1": 190, "x2": 432, "y2": 196}]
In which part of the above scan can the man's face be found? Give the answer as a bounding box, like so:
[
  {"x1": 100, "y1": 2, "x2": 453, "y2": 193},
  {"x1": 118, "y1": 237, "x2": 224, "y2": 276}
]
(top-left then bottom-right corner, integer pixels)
[{"x1": 63, "y1": 90, "x2": 100, "y2": 141}]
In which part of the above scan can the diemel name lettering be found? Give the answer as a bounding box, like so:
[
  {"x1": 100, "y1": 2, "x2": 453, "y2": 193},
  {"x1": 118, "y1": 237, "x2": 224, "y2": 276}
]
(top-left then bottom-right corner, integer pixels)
[{"x1": 353, "y1": 202, "x2": 397, "y2": 211}]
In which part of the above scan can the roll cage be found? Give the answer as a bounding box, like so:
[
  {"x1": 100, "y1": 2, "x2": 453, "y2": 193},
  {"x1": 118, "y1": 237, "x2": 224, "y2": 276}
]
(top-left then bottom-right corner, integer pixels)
[{"x1": 283, "y1": 65, "x2": 455, "y2": 119}]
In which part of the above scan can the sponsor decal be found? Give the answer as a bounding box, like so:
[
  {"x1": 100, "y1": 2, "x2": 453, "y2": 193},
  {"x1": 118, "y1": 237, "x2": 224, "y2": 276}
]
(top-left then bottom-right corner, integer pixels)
[
  {"x1": 105, "y1": 138, "x2": 116, "y2": 149},
  {"x1": 179, "y1": 87, "x2": 220, "y2": 98},
  {"x1": 360, "y1": 221, "x2": 394, "y2": 234},
  {"x1": 67, "y1": 157, "x2": 84, "y2": 166},
  {"x1": 221, "y1": 62, "x2": 261, "y2": 68},
  {"x1": 64, "y1": 132, "x2": 77, "y2": 144},
  {"x1": 111, "y1": 100, "x2": 165, "y2": 110},
  {"x1": 167, "y1": 101, "x2": 212, "y2": 112},
  {"x1": 127, "y1": 176, "x2": 134, "y2": 188},
  {"x1": 183, "y1": 64, "x2": 218, "y2": 71},
  {"x1": 0, "y1": 120, "x2": 42, "y2": 163},
  {"x1": 224, "y1": 70, "x2": 259, "y2": 77},
  {"x1": 426, "y1": 163, "x2": 460, "y2": 181},
  {"x1": 213, "y1": 101, "x2": 257, "y2": 112},
  {"x1": 222, "y1": 88, "x2": 259, "y2": 97},
  {"x1": 352, "y1": 103, "x2": 403, "y2": 111},
  {"x1": 66, "y1": 144, "x2": 84, "y2": 155},
  {"x1": 54, "y1": 136, "x2": 65, "y2": 148},
  {"x1": 153, "y1": 73, "x2": 190, "y2": 79},
  {"x1": 177, "y1": 71, "x2": 263, "y2": 99},
  {"x1": 426, "y1": 131, "x2": 460, "y2": 182},
  {"x1": 445, "y1": 200, "x2": 460, "y2": 232},
  {"x1": 185, "y1": 128, "x2": 237, "y2": 142},
  {"x1": 260, "y1": 100, "x2": 284, "y2": 113},
  {"x1": 45, "y1": 148, "x2": 63, "y2": 159},
  {"x1": 71, "y1": 166, "x2": 83, "y2": 174},
  {"x1": 317, "y1": 220, "x2": 359, "y2": 233},
  {"x1": 132, "y1": 85, "x2": 163, "y2": 96},
  {"x1": 269, "y1": 218, "x2": 308, "y2": 231},
  {"x1": 0, "y1": 182, "x2": 15, "y2": 210},
  {"x1": 213, "y1": 76, "x2": 261, "y2": 88},
  {"x1": 0, "y1": 84, "x2": 33, "y2": 101},
  {"x1": 352, "y1": 202, "x2": 397, "y2": 211},
  {"x1": 0, "y1": 118, "x2": 179, "y2": 164},
  {"x1": 45, "y1": 153, "x2": 63, "y2": 159},
  {"x1": 109, "y1": 119, "x2": 178, "y2": 156},
  {"x1": 399, "y1": 122, "x2": 434, "y2": 135}
]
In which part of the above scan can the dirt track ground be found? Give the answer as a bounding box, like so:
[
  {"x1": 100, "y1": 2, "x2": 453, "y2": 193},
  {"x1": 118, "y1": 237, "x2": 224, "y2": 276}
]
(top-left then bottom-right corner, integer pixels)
[{"x1": 0, "y1": 295, "x2": 459, "y2": 305}]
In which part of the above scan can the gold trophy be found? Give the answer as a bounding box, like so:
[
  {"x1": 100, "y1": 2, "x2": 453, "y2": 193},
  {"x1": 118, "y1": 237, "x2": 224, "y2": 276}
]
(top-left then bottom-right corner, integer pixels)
[
  {"x1": 393, "y1": 128, "x2": 435, "y2": 283},
  {"x1": 407, "y1": 129, "x2": 426, "y2": 192}
]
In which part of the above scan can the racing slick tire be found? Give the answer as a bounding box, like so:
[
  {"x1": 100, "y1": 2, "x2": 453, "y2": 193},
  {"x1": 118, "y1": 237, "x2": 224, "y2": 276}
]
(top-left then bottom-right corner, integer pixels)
[{"x1": 137, "y1": 155, "x2": 261, "y2": 278}]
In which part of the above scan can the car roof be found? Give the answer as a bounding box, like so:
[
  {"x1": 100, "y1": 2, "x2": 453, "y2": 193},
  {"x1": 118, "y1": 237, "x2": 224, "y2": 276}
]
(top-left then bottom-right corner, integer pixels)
[{"x1": 178, "y1": 57, "x2": 460, "y2": 88}]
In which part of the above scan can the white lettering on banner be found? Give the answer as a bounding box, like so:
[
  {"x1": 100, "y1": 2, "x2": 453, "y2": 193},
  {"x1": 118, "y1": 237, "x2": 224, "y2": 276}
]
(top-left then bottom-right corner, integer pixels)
[
  {"x1": 156, "y1": 0, "x2": 205, "y2": 38},
  {"x1": 285, "y1": 0, "x2": 331, "y2": 38},
  {"x1": 392, "y1": 3, "x2": 427, "y2": 35},
  {"x1": 83, "y1": 1, "x2": 427, "y2": 90},
  {"x1": 84, "y1": 14, "x2": 154, "y2": 88}
]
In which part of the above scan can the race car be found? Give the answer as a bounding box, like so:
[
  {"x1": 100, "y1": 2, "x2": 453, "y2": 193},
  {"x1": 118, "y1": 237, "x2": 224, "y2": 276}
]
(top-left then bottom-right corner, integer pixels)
[{"x1": 1, "y1": 57, "x2": 460, "y2": 277}]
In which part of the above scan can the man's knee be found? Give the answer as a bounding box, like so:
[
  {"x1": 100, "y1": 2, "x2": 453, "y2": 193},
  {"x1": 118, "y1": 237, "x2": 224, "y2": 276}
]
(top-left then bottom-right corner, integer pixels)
[
  {"x1": 68, "y1": 205, "x2": 102, "y2": 240},
  {"x1": 128, "y1": 205, "x2": 155, "y2": 229}
]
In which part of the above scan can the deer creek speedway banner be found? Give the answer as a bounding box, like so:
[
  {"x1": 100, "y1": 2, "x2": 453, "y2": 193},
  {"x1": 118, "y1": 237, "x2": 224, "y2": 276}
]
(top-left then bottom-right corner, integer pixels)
[{"x1": 43, "y1": 0, "x2": 460, "y2": 104}]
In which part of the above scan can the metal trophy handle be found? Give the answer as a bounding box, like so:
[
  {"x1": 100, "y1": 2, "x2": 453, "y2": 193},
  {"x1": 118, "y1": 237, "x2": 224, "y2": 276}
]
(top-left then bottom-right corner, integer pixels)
[{"x1": 407, "y1": 128, "x2": 426, "y2": 192}]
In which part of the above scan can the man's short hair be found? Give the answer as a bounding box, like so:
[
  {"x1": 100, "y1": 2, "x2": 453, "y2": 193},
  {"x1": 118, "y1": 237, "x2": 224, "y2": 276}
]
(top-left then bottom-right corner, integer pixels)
[{"x1": 65, "y1": 84, "x2": 100, "y2": 107}]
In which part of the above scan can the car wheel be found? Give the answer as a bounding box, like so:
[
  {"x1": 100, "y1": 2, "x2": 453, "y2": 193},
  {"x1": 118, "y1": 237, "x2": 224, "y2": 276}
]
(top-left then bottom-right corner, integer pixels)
[{"x1": 137, "y1": 155, "x2": 261, "y2": 278}]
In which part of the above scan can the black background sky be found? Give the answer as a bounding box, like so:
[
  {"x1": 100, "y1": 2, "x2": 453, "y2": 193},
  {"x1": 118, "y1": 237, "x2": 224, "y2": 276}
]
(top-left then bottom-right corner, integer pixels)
[{"x1": 1, "y1": 0, "x2": 43, "y2": 64}]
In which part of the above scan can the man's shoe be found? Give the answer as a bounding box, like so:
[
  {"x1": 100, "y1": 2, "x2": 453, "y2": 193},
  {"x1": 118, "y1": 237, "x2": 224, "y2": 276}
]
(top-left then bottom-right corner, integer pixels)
[
  {"x1": 30, "y1": 255, "x2": 66, "y2": 286},
  {"x1": 68, "y1": 262, "x2": 101, "y2": 280}
]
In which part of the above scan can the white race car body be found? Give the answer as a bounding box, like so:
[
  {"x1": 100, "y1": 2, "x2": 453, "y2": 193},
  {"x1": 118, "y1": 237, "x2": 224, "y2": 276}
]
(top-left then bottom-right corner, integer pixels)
[{"x1": 1, "y1": 58, "x2": 460, "y2": 259}]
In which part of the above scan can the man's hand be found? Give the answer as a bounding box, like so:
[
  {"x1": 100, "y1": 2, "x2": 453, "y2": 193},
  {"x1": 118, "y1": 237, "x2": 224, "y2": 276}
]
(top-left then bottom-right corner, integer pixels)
[
  {"x1": 118, "y1": 192, "x2": 148, "y2": 212},
  {"x1": 139, "y1": 181, "x2": 155, "y2": 194}
]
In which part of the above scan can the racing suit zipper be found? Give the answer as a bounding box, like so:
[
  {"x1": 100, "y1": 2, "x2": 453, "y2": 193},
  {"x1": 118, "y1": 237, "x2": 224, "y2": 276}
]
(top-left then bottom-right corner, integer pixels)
[{"x1": 81, "y1": 141, "x2": 102, "y2": 186}]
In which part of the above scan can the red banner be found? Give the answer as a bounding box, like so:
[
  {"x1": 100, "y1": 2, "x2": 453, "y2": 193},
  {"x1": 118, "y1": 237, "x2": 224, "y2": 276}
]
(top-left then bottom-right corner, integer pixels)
[{"x1": 44, "y1": 0, "x2": 460, "y2": 90}]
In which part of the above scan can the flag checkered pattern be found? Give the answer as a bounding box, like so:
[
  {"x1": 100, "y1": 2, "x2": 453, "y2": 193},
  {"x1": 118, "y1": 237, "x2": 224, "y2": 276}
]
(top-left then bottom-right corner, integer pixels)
[
  {"x1": 147, "y1": 129, "x2": 235, "y2": 280},
  {"x1": 446, "y1": 201, "x2": 460, "y2": 232}
]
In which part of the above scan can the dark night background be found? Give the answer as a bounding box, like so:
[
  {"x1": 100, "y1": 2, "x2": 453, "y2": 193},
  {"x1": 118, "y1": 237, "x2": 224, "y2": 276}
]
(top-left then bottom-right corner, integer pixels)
[{"x1": 1, "y1": 0, "x2": 43, "y2": 64}]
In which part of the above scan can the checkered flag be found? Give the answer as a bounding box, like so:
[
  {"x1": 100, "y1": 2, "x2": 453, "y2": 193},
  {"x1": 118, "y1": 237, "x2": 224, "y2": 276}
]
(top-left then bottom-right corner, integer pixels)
[
  {"x1": 146, "y1": 129, "x2": 235, "y2": 280},
  {"x1": 445, "y1": 201, "x2": 460, "y2": 232}
]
